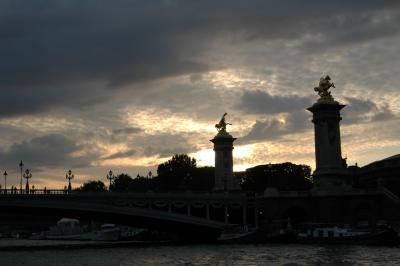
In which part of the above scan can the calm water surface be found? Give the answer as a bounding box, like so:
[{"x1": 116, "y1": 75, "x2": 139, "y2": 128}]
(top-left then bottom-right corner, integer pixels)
[{"x1": 1, "y1": 242, "x2": 400, "y2": 266}]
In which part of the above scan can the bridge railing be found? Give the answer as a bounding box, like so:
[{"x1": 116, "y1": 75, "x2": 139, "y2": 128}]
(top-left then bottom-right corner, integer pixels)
[
  {"x1": 0, "y1": 189, "x2": 253, "y2": 197},
  {"x1": 0, "y1": 189, "x2": 71, "y2": 195}
]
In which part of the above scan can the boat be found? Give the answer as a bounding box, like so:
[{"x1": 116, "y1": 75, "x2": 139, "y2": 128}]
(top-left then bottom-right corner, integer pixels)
[
  {"x1": 296, "y1": 222, "x2": 399, "y2": 245},
  {"x1": 263, "y1": 219, "x2": 399, "y2": 245},
  {"x1": 31, "y1": 218, "x2": 121, "y2": 241},
  {"x1": 217, "y1": 225, "x2": 263, "y2": 243},
  {"x1": 90, "y1": 223, "x2": 121, "y2": 241}
]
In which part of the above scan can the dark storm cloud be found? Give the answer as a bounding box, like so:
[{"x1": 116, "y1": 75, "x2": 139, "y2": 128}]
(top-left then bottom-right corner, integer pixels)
[
  {"x1": 112, "y1": 127, "x2": 141, "y2": 135},
  {"x1": 0, "y1": 124, "x2": 27, "y2": 142},
  {"x1": 0, "y1": 133, "x2": 94, "y2": 170},
  {"x1": 239, "y1": 111, "x2": 310, "y2": 144},
  {"x1": 131, "y1": 82, "x2": 225, "y2": 120},
  {"x1": 239, "y1": 95, "x2": 398, "y2": 144},
  {"x1": 371, "y1": 106, "x2": 397, "y2": 122},
  {"x1": 0, "y1": 1, "x2": 399, "y2": 117},
  {"x1": 237, "y1": 88, "x2": 399, "y2": 144},
  {"x1": 238, "y1": 90, "x2": 312, "y2": 115},
  {"x1": 342, "y1": 97, "x2": 397, "y2": 124},
  {"x1": 0, "y1": 84, "x2": 109, "y2": 118},
  {"x1": 104, "y1": 149, "x2": 136, "y2": 160},
  {"x1": 141, "y1": 133, "x2": 197, "y2": 158}
]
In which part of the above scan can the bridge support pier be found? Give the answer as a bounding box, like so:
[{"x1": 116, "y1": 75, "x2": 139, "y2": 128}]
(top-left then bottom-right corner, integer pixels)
[
  {"x1": 242, "y1": 206, "x2": 247, "y2": 225},
  {"x1": 254, "y1": 206, "x2": 259, "y2": 228},
  {"x1": 224, "y1": 205, "x2": 229, "y2": 224}
]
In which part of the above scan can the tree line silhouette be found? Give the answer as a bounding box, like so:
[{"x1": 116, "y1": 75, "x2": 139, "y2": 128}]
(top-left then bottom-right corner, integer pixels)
[{"x1": 77, "y1": 154, "x2": 312, "y2": 193}]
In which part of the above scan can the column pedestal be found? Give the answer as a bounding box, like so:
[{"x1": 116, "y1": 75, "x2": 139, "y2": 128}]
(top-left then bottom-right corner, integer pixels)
[
  {"x1": 307, "y1": 100, "x2": 350, "y2": 188},
  {"x1": 211, "y1": 130, "x2": 241, "y2": 191}
]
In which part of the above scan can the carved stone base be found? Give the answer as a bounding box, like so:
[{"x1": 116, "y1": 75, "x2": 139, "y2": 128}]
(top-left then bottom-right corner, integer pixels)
[
  {"x1": 312, "y1": 171, "x2": 352, "y2": 190},
  {"x1": 211, "y1": 131, "x2": 241, "y2": 191}
]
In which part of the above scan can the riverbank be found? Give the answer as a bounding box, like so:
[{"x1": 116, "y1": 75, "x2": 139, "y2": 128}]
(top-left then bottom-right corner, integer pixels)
[{"x1": 0, "y1": 239, "x2": 172, "y2": 251}]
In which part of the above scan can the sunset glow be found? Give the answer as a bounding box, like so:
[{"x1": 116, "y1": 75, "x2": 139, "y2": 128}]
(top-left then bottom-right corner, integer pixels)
[{"x1": 0, "y1": 1, "x2": 398, "y2": 189}]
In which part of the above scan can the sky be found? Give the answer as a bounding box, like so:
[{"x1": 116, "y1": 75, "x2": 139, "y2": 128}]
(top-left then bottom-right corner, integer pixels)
[{"x1": 0, "y1": 0, "x2": 399, "y2": 188}]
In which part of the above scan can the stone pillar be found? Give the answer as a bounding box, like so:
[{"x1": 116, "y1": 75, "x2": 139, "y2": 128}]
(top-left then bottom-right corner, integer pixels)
[
  {"x1": 224, "y1": 205, "x2": 229, "y2": 225},
  {"x1": 307, "y1": 100, "x2": 350, "y2": 188},
  {"x1": 242, "y1": 205, "x2": 247, "y2": 225},
  {"x1": 211, "y1": 130, "x2": 241, "y2": 191},
  {"x1": 254, "y1": 206, "x2": 259, "y2": 228}
]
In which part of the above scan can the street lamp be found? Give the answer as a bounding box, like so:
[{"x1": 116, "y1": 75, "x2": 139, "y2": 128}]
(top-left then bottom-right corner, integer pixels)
[
  {"x1": 19, "y1": 160, "x2": 23, "y2": 193},
  {"x1": 23, "y1": 169, "x2": 32, "y2": 194},
  {"x1": 106, "y1": 170, "x2": 114, "y2": 191},
  {"x1": 66, "y1": 170, "x2": 74, "y2": 194},
  {"x1": 3, "y1": 171, "x2": 7, "y2": 194}
]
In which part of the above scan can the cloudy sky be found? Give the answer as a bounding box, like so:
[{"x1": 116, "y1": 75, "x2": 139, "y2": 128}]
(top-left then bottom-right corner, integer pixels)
[{"x1": 1, "y1": 1, "x2": 399, "y2": 188}]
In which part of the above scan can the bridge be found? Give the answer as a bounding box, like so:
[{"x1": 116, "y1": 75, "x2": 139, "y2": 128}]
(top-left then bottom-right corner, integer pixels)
[
  {"x1": 1, "y1": 186, "x2": 396, "y2": 239},
  {"x1": 0, "y1": 189, "x2": 260, "y2": 240}
]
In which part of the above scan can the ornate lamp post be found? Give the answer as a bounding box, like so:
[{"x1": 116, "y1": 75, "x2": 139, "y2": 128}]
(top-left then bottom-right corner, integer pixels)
[
  {"x1": 106, "y1": 170, "x2": 114, "y2": 191},
  {"x1": 23, "y1": 169, "x2": 32, "y2": 194},
  {"x1": 66, "y1": 170, "x2": 74, "y2": 194},
  {"x1": 3, "y1": 171, "x2": 7, "y2": 194},
  {"x1": 19, "y1": 160, "x2": 24, "y2": 193}
]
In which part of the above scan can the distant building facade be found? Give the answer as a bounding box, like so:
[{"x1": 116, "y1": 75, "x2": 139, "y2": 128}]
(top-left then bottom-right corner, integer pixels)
[{"x1": 354, "y1": 155, "x2": 400, "y2": 191}]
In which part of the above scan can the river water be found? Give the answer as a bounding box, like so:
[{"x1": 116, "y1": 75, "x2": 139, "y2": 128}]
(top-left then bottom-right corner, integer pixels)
[{"x1": 1, "y1": 242, "x2": 400, "y2": 266}]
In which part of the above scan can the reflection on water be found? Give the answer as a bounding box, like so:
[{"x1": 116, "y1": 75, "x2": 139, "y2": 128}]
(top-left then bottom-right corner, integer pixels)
[{"x1": 0, "y1": 242, "x2": 399, "y2": 266}]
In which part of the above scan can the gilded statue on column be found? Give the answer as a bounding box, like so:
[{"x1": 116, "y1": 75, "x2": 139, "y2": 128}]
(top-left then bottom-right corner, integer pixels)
[
  {"x1": 215, "y1": 113, "x2": 231, "y2": 132},
  {"x1": 314, "y1": 75, "x2": 335, "y2": 102}
]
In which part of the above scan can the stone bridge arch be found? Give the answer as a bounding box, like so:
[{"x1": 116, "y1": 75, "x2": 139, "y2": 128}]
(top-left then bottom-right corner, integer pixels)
[{"x1": 0, "y1": 195, "x2": 225, "y2": 240}]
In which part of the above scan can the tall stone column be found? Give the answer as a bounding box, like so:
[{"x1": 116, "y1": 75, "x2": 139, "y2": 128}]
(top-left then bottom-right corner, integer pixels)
[
  {"x1": 211, "y1": 130, "x2": 241, "y2": 191},
  {"x1": 211, "y1": 113, "x2": 241, "y2": 191},
  {"x1": 307, "y1": 76, "x2": 350, "y2": 188}
]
